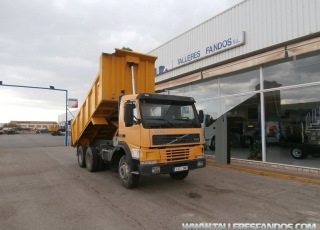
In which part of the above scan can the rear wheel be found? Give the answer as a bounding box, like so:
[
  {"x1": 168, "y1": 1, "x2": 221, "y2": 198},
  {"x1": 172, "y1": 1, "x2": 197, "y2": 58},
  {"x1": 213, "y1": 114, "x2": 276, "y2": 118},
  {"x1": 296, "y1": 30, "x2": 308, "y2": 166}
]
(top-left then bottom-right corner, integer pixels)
[
  {"x1": 119, "y1": 155, "x2": 139, "y2": 189},
  {"x1": 170, "y1": 170, "x2": 189, "y2": 180},
  {"x1": 291, "y1": 147, "x2": 308, "y2": 159},
  {"x1": 311, "y1": 153, "x2": 320, "y2": 158},
  {"x1": 86, "y1": 147, "x2": 100, "y2": 172},
  {"x1": 77, "y1": 146, "x2": 87, "y2": 168}
]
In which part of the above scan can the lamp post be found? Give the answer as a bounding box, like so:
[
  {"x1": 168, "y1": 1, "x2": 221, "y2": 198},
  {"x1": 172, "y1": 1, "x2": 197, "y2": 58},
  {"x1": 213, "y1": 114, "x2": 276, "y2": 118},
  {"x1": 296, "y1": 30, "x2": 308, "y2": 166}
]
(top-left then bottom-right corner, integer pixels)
[{"x1": 0, "y1": 82, "x2": 69, "y2": 146}]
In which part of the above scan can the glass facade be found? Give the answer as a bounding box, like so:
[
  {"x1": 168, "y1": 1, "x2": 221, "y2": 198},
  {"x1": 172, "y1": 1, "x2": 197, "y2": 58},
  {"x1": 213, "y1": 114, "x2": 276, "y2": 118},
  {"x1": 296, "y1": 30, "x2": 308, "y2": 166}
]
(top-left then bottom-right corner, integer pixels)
[{"x1": 160, "y1": 50, "x2": 320, "y2": 169}]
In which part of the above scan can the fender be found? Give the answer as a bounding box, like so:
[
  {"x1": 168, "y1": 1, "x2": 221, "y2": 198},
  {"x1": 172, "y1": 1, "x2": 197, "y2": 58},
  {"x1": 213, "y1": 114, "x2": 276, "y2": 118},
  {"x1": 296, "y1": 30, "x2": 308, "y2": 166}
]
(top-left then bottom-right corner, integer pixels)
[
  {"x1": 116, "y1": 141, "x2": 139, "y2": 172},
  {"x1": 116, "y1": 141, "x2": 132, "y2": 161}
]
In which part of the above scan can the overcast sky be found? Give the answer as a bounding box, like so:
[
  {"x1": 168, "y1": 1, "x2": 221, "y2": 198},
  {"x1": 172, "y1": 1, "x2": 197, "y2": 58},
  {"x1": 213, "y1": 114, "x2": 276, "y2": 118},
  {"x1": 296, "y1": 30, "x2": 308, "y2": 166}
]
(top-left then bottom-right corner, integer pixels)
[{"x1": 0, "y1": 0, "x2": 243, "y2": 124}]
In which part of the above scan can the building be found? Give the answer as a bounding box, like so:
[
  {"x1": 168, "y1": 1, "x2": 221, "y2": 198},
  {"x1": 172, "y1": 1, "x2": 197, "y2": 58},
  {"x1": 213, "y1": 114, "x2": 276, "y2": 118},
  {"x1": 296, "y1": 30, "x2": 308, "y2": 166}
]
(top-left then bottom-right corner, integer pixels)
[
  {"x1": 10, "y1": 121, "x2": 58, "y2": 130},
  {"x1": 148, "y1": 0, "x2": 320, "y2": 170},
  {"x1": 58, "y1": 109, "x2": 79, "y2": 127}
]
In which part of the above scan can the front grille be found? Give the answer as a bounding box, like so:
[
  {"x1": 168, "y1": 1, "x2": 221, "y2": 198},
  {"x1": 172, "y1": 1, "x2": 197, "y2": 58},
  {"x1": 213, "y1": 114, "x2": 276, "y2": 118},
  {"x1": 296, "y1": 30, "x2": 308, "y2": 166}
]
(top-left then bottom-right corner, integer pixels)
[
  {"x1": 152, "y1": 134, "x2": 200, "y2": 145},
  {"x1": 165, "y1": 148, "x2": 190, "y2": 162}
]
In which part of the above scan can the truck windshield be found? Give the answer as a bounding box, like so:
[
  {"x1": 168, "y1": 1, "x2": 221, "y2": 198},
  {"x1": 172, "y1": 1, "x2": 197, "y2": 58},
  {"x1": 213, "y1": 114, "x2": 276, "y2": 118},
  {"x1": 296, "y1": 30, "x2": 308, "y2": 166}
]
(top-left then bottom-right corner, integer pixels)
[{"x1": 139, "y1": 99, "x2": 201, "y2": 129}]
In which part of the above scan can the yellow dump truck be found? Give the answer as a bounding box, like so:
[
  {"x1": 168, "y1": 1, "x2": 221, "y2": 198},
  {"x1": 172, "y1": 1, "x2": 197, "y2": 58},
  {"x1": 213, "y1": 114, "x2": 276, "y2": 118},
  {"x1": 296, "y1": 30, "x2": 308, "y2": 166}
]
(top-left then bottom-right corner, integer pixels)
[
  {"x1": 48, "y1": 125, "x2": 59, "y2": 132},
  {"x1": 71, "y1": 48, "x2": 206, "y2": 188}
]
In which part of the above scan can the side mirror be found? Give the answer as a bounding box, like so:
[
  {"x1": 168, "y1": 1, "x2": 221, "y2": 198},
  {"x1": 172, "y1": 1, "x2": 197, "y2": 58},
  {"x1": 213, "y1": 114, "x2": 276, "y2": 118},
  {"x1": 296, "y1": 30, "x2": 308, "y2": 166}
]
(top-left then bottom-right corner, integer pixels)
[
  {"x1": 198, "y1": 110, "x2": 204, "y2": 123},
  {"x1": 124, "y1": 103, "x2": 135, "y2": 127}
]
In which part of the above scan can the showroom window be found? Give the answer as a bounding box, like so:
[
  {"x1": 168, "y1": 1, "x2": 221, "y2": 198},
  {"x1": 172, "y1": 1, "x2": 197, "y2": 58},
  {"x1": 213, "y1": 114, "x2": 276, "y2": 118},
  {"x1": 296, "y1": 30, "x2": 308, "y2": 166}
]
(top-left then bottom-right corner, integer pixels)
[
  {"x1": 263, "y1": 50, "x2": 320, "y2": 89},
  {"x1": 219, "y1": 66, "x2": 260, "y2": 96},
  {"x1": 158, "y1": 49, "x2": 320, "y2": 169},
  {"x1": 191, "y1": 78, "x2": 219, "y2": 100}
]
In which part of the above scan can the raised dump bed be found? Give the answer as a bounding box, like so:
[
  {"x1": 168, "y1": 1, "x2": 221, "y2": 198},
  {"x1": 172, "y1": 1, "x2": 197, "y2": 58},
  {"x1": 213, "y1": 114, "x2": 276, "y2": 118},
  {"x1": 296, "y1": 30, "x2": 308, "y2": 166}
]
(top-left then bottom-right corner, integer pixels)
[{"x1": 71, "y1": 49, "x2": 157, "y2": 147}]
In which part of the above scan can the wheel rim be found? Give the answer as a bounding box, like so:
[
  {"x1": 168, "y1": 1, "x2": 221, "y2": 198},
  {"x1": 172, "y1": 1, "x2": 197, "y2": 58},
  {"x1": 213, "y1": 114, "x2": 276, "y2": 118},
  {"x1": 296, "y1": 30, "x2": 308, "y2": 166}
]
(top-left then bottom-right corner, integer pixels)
[
  {"x1": 119, "y1": 162, "x2": 129, "y2": 180},
  {"x1": 292, "y1": 148, "x2": 302, "y2": 157}
]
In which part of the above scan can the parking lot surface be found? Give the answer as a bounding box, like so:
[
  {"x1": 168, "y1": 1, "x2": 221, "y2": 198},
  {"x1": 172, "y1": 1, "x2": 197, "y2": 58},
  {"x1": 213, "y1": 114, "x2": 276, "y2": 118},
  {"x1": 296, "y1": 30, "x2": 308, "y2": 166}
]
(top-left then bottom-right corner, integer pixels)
[{"x1": 1, "y1": 135, "x2": 320, "y2": 230}]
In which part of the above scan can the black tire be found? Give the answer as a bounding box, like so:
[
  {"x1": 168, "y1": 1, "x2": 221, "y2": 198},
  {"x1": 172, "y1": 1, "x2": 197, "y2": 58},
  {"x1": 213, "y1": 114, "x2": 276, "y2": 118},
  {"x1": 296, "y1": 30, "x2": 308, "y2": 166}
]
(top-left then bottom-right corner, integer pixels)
[
  {"x1": 291, "y1": 147, "x2": 308, "y2": 159},
  {"x1": 98, "y1": 158, "x2": 107, "y2": 171},
  {"x1": 77, "y1": 146, "x2": 87, "y2": 168},
  {"x1": 209, "y1": 136, "x2": 215, "y2": 151},
  {"x1": 86, "y1": 147, "x2": 100, "y2": 172},
  {"x1": 241, "y1": 136, "x2": 252, "y2": 148},
  {"x1": 311, "y1": 153, "x2": 320, "y2": 158},
  {"x1": 118, "y1": 155, "x2": 139, "y2": 189},
  {"x1": 170, "y1": 170, "x2": 189, "y2": 180}
]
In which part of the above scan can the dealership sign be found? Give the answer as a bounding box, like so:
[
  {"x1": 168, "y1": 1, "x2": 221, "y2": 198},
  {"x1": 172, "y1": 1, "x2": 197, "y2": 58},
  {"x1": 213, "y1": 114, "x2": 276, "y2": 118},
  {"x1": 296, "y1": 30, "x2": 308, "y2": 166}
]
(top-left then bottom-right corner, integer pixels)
[
  {"x1": 68, "y1": 98, "x2": 78, "y2": 108},
  {"x1": 156, "y1": 31, "x2": 245, "y2": 75}
]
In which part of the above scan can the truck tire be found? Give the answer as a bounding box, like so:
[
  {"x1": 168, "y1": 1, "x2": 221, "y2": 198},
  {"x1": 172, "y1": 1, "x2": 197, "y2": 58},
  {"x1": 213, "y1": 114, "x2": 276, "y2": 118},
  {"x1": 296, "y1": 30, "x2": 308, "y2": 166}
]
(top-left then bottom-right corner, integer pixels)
[
  {"x1": 119, "y1": 155, "x2": 139, "y2": 189},
  {"x1": 209, "y1": 136, "x2": 215, "y2": 151},
  {"x1": 170, "y1": 170, "x2": 189, "y2": 180},
  {"x1": 86, "y1": 147, "x2": 100, "y2": 172},
  {"x1": 311, "y1": 153, "x2": 320, "y2": 158},
  {"x1": 77, "y1": 146, "x2": 87, "y2": 168},
  {"x1": 98, "y1": 159, "x2": 107, "y2": 171},
  {"x1": 241, "y1": 136, "x2": 252, "y2": 148},
  {"x1": 291, "y1": 147, "x2": 308, "y2": 159}
]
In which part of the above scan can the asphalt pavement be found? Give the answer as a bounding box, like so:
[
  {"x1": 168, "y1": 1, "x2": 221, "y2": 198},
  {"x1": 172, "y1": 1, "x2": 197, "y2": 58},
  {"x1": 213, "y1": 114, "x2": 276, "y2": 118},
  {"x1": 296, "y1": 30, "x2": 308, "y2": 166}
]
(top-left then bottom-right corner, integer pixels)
[{"x1": 1, "y1": 134, "x2": 320, "y2": 230}]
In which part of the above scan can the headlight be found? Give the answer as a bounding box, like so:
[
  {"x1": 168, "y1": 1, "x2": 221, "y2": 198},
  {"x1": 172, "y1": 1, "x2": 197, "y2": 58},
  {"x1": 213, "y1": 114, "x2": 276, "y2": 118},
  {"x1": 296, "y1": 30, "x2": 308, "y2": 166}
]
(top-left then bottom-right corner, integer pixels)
[
  {"x1": 197, "y1": 155, "x2": 205, "y2": 159},
  {"x1": 131, "y1": 149, "x2": 139, "y2": 159}
]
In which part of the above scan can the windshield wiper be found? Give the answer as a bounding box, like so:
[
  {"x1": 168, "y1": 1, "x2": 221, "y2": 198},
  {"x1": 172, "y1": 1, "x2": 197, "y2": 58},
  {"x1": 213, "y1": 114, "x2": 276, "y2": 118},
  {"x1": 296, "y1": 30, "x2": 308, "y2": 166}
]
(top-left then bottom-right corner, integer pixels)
[
  {"x1": 173, "y1": 118, "x2": 198, "y2": 126},
  {"x1": 145, "y1": 118, "x2": 173, "y2": 127}
]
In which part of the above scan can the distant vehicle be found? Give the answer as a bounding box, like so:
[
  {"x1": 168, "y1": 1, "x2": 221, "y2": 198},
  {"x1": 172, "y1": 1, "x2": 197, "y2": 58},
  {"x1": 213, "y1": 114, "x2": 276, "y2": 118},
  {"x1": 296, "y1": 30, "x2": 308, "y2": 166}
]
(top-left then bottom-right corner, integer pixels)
[
  {"x1": 0, "y1": 129, "x2": 3, "y2": 135},
  {"x1": 41, "y1": 129, "x2": 50, "y2": 134},
  {"x1": 7, "y1": 130, "x2": 16, "y2": 135},
  {"x1": 51, "y1": 131, "x2": 63, "y2": 136},
  {"x1": 48, "y1": 125, "x2": 59, "y2": 132},
  {"x1": 36, "y1": 130, "x2": 41, "y2": 134},
  {"x1": 288, "y1": 105, "x2": 320, "y2": 159}
]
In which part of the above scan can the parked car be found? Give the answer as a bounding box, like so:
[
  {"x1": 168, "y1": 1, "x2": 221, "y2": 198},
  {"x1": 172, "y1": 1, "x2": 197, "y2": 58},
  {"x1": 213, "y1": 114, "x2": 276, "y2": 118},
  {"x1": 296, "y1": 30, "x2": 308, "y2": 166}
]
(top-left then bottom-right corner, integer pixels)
[
  {"x1": 52, "y1": 127, "x2": 67, "y2": 136},
  {"x1": 51, "y1": 131, "x2": 62, "y2": 136}
]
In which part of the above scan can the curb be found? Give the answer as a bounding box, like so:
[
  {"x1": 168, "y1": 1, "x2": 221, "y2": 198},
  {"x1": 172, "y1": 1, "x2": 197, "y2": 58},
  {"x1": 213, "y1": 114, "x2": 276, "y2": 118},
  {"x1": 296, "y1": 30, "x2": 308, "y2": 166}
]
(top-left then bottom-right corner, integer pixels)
[{"x1": 206, "y1": 162, "x2": 320, "y2": 185}]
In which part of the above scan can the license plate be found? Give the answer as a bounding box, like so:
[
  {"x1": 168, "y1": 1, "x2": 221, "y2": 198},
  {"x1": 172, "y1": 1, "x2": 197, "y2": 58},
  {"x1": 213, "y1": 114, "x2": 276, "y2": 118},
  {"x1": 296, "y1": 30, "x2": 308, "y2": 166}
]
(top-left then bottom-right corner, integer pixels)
[{"x1": 174, "y1": 166, "x2": 188, "y2": 172}]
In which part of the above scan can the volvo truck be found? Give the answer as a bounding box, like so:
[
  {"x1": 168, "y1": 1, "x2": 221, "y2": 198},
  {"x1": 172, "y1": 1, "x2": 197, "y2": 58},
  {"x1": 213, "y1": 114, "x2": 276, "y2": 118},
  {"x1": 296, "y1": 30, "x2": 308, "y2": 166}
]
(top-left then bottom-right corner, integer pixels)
[{"x1": 71, "y1": 49, "x2": 205, "y2": 189}]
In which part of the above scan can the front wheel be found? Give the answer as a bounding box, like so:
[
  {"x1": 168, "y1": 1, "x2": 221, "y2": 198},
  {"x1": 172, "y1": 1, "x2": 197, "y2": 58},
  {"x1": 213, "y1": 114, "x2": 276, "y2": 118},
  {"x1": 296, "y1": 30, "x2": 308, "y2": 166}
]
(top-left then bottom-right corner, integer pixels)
[
  {"x1": 119, "y1": 155, "x2": 139, "y2": 189},
  {"x1": 311, "y1": 152, "x2": 320, "y2": 158},
  {"x1": 291, "y1": 147, "x2": 308, "y2": 159},
  {"x1": 169, "y1": 170, "x2": 189, "y2": 180}
]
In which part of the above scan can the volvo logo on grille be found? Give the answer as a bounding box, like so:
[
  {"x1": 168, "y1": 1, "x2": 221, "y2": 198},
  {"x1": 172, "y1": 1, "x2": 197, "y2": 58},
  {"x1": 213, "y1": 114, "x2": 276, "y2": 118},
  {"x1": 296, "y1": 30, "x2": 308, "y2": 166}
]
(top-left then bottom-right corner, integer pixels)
[{"x1": 152, "y1": 130, "x2": 165, "y2": 134}]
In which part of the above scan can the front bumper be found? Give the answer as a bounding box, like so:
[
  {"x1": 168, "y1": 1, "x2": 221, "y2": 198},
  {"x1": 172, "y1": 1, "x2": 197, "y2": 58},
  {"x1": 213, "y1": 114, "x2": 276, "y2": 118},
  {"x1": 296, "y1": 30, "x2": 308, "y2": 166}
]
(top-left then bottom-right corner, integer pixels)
[{"x1": 139, "y1": 159, "x2": 206, "y2": 176}]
